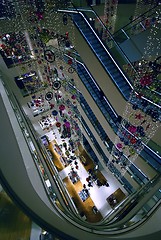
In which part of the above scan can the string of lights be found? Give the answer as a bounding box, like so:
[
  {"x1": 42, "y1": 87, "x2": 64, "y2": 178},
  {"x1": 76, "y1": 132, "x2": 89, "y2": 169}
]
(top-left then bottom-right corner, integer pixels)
[
  {"x1": 0, "y1": 0, "x2": 83, "y2": 154},
  {"x1": 109, "y1": 6, "x2": 161, "y2": 175}
]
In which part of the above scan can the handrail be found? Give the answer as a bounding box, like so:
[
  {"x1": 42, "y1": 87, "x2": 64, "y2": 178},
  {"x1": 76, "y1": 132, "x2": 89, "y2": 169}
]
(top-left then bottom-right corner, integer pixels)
[
  {"x1": 77, "y1": 7, "x2": 135, "y2": 68},
  {"x1": 69, "y1": 59, "x2": 118, "y2": 118},
  {"x1": 5, "y1": 86, "x2": 73, "y2": 214},
  {"x1": 1, "y1": 73, "x2": 161, "y2": 235},
  {"x1": 57, "y1": 7, "x2": 161, "y2": 111},
  {"x1": 103, "y1": 176, "x2": 161, "y2": 228},
  {"x1": 0, "y1": 77, "x2": 99, "y2": 232},
  {"x1": 70, "y1": 2, "x2": 137, "y2": 75},
  {"x1": 17, "y1": 104, "x2": 83, "y2": 218},
  {"x1": 113, "y1": 2, "x2": 160, "y2": 36},
  {"x1": 57, "y1": 9, "x2": 134, "y2": 90},
  {"x1": 63, "y1": 53, "x2": 161, "y2": 165},
  {"x1": 74, "y1": 5, "x2": 161, "y2": 110}
]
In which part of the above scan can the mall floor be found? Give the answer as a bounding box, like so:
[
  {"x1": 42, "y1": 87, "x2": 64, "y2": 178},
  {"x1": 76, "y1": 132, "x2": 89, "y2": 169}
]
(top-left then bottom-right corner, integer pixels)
[
  {"x1": 20, "y1": 65, "x2": 128, "y2": 219},
  {"x1": 0, "y1": 2, "x2": 136, "y2": 240},
  {"x1": 0, "y1": 191, "x2": 31, "y2": 240}
]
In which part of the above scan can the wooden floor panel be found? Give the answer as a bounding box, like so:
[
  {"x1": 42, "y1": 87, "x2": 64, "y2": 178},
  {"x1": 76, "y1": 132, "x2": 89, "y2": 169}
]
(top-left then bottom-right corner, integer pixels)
[
  {"x1": 47, "y1": 141, "x2": 111, "y2": 222},
  {"x1": 48, "y1": 142, "x2": 65, "y2": 171},
  {"x1": 78, "y1": 148, "x2": 107, "y2": 184},
  {"x1": 63, "y1": 177, "x2": 103, "y2": 223}
]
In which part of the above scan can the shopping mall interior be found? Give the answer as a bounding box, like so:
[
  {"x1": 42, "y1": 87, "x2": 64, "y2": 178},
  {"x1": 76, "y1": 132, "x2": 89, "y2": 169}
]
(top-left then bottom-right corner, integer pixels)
[{"x1": 0, "y1": 0, "x2": 161, "y2": 240}]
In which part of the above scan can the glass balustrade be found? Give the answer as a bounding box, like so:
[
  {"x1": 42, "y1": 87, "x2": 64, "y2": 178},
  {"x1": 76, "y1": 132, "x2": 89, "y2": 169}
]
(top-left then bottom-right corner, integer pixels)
[
  {"x1": 0, "y1": 77, "x2": 82, "y2": 221},
  {"x1": 1, "y1": 0, "x2": 161, "y2": 230},
  {"x1": 1, "y1": 70, "x2": 161, "y2": 236}
]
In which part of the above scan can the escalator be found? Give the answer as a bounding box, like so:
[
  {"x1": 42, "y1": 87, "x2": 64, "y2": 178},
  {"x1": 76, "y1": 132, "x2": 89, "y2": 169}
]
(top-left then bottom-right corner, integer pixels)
[
  {"x1": 77, "y1": 60, "x2": 161, "y2": 167},
  {"x1": 58, "y1": 7, "x2": 161, "y2": 169},
  {"x1": 63, "y1": 52, "x2": 161, "y2": 170},
  {"x1": 59, "y1": 5, "x2": 161, "y2": 122},
  {"x1": 77, "y1": 62, "x2": 118, "y2": 123},
  {"x1": 72, "y1": 12, "x2": 132, "y2": 100}
]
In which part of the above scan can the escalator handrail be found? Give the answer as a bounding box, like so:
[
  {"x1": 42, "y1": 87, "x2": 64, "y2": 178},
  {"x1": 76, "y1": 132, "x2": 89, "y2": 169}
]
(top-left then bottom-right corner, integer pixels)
[
  {"x1": 75, "y1": 65, "x2": 161, "y2": 168},
  {"x1": 69, "y1": 5, "x2": 161, "y2": 110},
  {"x1": 64, "y1": 53, "x2": 161, "y2": 164},
  {"x1": 85, "y1": 5, "x2": 161, "y2": 110},
  {"x1": 58, "y1": 8, "x2": 134, "y2": 91},
  {"x1": 70, "y1": 3, "x2": 137, "y2": 76},
  {"x1": 64, "y1": 52, "x2": 118, "y2": 118},
  {"x1": 58, "y1": 7, "x2": 161, "y2": 111},
  {"x1": 75, "y1": 6, "x2": 137, "y2": 70}
]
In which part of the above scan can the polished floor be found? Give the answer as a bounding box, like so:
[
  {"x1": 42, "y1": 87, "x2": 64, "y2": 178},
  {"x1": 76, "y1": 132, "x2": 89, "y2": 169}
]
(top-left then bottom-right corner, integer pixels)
[
  {"x1": 22, "y1": 89, "x2": 128, "y2": 221},
  {"x1": 0, "y1": 191, "x2": 32, "y2": 240}
]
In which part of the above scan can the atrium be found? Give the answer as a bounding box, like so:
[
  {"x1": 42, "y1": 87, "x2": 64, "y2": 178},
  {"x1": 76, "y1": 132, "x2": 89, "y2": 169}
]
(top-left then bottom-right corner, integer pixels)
[{"x1": 0, "y1": 0, "x2": 161, "y2": 240}]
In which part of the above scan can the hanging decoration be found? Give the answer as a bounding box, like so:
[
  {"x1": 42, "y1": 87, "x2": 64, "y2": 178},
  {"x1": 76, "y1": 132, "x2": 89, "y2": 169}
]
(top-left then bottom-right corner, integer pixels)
[
  {"x1": 130, "y1": 0, "x2": 159, "y2": 35},
  {"x1": 102, "y1": 0, "x2": 118, "y2": 47},
  {"x1": 44, "y1": 49, "x2": 55, "y2": 63},
  {"x1": 56, "y1": 122, "x2": 61, "y2": 128},
  {"x1": 0, "y1": 0, "x2": 83, "y2": 167},
  {"x1": 52, "y1": 80, "x2": 61, "y2": 90},
  {"x1": 63, "y1": 13, "x2": 68, "y2": 25},
  {"x1": 52, "y1": 110, "x2": 58, "y2": 116},
  {"x1": 109, "y1": 7, "x2": 161, "y2": 175},
  {"x1": 45, "y1": 91, "x2": 53, "y2": 101}
]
